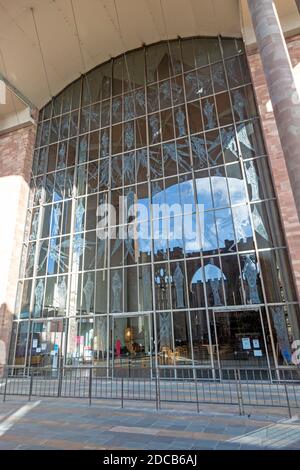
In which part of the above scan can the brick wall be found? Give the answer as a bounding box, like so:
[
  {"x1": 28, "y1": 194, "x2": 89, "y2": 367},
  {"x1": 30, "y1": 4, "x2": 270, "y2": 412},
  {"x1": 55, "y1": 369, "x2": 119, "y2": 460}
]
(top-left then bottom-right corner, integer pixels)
[
  {"x1": 0, "y1": 122, "x2": 36, "y2": 365},
  {"x1": 247, "y1": 34, "x2": 300, "y2": 300}
]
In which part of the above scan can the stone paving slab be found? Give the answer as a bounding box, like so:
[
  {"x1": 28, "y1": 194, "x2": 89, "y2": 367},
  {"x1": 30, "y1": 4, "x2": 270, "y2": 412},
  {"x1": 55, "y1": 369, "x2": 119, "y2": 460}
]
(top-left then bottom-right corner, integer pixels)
[{"x1": 0, "y1": 397, "x2": 299, "y2": 450}]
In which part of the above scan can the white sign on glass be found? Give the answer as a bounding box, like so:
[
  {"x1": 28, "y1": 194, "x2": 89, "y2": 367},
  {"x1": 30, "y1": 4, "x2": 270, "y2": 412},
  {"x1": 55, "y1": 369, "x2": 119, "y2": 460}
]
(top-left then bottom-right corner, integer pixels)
[{"x1": 242, "y1": 338, "x2": 251, "y2": 350}]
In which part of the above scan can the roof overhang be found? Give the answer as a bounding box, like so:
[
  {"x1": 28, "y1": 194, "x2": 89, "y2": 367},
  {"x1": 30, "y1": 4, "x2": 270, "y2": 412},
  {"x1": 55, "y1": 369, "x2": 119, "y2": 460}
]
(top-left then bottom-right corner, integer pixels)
[{"x1": 0, "y1": 0, "x2": 298, "y2": 125}]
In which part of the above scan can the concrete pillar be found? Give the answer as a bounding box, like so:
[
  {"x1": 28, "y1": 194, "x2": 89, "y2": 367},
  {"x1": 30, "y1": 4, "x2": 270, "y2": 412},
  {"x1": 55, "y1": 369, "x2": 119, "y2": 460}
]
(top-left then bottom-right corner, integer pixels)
[
  {"x1": 0, "y1": 121, "x2": 36, "y2": 367},
  {"x1": 247, "y1": 0, "x2": 300, "y2": 222},
  {"x1": 247, "y1": 34, "x2": 300, "y2": 299}
]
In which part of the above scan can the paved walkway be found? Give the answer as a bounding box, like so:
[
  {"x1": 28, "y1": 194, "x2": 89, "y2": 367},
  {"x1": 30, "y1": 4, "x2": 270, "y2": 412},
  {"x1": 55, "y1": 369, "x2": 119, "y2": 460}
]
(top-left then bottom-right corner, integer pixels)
[{"x1": 0, "y1": 398, "x2": 299, "y2": 450}]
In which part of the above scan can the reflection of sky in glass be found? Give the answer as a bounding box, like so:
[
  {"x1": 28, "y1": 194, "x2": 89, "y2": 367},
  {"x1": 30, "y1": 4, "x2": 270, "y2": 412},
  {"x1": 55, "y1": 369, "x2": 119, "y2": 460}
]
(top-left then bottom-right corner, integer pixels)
[
  {"x1": 127, "y1": 176, "x2": 253, "y2": 255},
  {"x1": 47, "y1": 205, "x2": 61, "y2": 274},
  {"x1": 192, "y1": 264, "x2": 226, "y2": 283}
]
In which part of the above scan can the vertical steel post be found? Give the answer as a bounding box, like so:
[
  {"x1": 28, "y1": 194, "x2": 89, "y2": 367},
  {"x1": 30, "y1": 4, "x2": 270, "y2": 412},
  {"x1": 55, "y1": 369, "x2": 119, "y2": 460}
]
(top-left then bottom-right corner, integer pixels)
[
  {"x1": 121, "y1": 378, "x2": 124, "y2": 408},
  {"x1": 283, "y1": 380, "x2": 292, "y2": 419},
  {"x1": 234, "y1": 369, "x2": 245, "y2": 416},
  {"x1": 57, "y1": 365, "x2": 63, "y2": 397},
  {"x1": 28, "y1": 372, "x2": 33, "y2": 401},
  {"x1": 89, "y1": 368, "x2": 92, "y2": 406},
  {"x1": 194, "y1": 371, "x2": 200, "y2": 413},
  {"x1": 3, "y1": 368, "x2": 8, "y2": 402}
]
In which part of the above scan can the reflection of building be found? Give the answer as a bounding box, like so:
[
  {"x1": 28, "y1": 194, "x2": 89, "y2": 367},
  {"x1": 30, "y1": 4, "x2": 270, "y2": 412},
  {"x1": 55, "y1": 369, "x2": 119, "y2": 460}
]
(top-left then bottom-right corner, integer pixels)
[{"x1": 1, "y1": 1, "x2": 300, "y2": 376}]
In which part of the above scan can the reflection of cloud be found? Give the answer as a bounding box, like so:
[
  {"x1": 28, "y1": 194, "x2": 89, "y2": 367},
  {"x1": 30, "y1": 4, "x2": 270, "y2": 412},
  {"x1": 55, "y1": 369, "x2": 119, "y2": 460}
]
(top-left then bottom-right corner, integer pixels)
[
  {"x1": 215, "y1": 209, "x2": 235, "y2": 246},
  {"x1": 232, "y1": 205, "x2": 252, "y2": 241},
  {"x1": 192, "y1": 264, "x2": 226, "y2": 284},
  {"x1": 210, "y1": 177, "x2": 229, "y2": 207},
  {"x1": 136, "y1": 176, "x2": 253, "y2": 253}
]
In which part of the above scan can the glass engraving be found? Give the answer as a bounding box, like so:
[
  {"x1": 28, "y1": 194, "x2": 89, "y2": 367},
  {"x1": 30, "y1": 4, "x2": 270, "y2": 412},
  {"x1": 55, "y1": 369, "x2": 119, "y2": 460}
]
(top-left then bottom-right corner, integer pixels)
[
  {"x1": 34, "y1": 278, "x2": 44, "y2": 317},
  {"x1": 83, "y1": 273, "x2": 94, "y2": 313},
  {"x1": 175, "y1": 107, "x2": 186, "y2": 137},
  {"x1": 203, "y1": 99, "x2": 216, "y2": 129},
  {"x1": 242, "y1": 255, "x2": 261, "y2": 304},
  {"x1": 173, "y1": 262, "x2": 184, "y2": 308},
  {"x1": 112, "y1": 271, "x2": 122, "y2": 313}
]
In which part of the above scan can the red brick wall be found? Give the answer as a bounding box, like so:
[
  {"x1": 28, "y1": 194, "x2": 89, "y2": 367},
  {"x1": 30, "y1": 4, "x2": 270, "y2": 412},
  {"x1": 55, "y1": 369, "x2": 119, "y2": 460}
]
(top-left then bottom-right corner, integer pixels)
[
  {"x1": 0, "y1": 122, "x2": 36, "y2": 365},
  {"x1": 247, "y1": 34, "x2": 300, "y2": 300}
]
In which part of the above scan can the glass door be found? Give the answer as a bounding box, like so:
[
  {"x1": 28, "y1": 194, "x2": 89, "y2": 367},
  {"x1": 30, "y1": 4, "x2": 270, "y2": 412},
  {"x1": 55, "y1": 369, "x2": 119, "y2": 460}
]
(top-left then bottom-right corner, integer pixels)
[
  {"x1": 213, "y1": 308, "x2": 269, "y2": 369},
  {"x1": 111, "y1": 314, "x2": 152, "y2": 377},
  {"x1": 28, "y1": 319, "x2": 65, "y2": 369}
]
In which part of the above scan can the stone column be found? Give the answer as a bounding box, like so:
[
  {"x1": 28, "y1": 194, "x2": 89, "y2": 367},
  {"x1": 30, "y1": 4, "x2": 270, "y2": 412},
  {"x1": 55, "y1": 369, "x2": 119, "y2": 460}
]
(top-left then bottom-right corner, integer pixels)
[{"x1": 247, "y1": 0, "x2": 300, "y2": 222}]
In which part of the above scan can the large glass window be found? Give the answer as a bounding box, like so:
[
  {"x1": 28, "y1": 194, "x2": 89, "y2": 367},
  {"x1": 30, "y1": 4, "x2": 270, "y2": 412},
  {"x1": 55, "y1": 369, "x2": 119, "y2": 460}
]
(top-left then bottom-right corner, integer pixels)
[{"x1": 10, "y1": 37, "x2": 299, "y2": 372}]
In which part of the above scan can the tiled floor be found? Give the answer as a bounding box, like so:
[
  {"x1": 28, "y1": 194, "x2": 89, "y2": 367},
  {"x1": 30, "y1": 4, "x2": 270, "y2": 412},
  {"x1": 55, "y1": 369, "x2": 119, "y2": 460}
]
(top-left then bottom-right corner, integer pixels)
[{"x1": 0, "y1": 397, "x2": 299, "y2": 450}]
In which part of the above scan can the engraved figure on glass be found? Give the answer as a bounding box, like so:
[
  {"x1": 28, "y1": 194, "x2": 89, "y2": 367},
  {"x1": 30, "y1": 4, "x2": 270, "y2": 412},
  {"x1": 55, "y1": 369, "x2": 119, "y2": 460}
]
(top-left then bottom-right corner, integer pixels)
[
  {"x1": 191, "y1": 136, "x2": 207, "y2": 168},
  {"x1": 83, "y1": 273, "x2": 94, "y2": 313},
  {"x1": 212, "y1": 63, "x2": 226, "y2": 89},
  {"x1": 252, "y1": 206, "x2": 268, "y2": 241},
  {"x1": 79, "y1": 136, "x2": 87, "y2": 163},
  {"x1": 112, "y1": 98, "x2": 121, "y2": 121},
  {"x1": 245, "y1": 160, "x2": 260, "y2": 200},
  {"x1": 30, "y1": 210, "x2": 39, "y2": 240},
  {"x1": 135, "y1": 89, "x2": 145, "y2": 111},
  {"x1": 101, "y1": 130, "x2": 109, "y2": 157},
  {"x1": 125, "y1": 122, "x2": 134, "y2": 150},
  {"x1": 54, "y1": 277, "x2": 67, "y2": 312},
  {"x1": 149, "y1": 115, "x2": 160, "y2": 143},
  {"x1": 209, "y1": 278, "x2": 223, "y2": 306},
  {"x1": 159, "y1": 81, "x2": 170, "y2": 105},
  {"x1": 237, "y1": 124, "x2": 254, "y2": 156},
  {"x1": 57, "y1": 142, "x2": 66, "y2": 169},
  {"x1": 75, "y1": 199, "x2": 85, "y2": 233},
  {"x1": 38, "y1": 147, "x2": 48, "y2": 173},
  {"x1": 73, "y1": 234, "x2": 85, "y2": 262},
  {"x1": 26, "y1": 243, "x2": 35, "y2": 277},
  {"x1": 233, "y1": 89, "x2": 246, "y2": 122},
  {"x1": 175, "y1": 107, "x2": 186, "y2": 137},
  {"x1": 203, "y1": 100, "x2": 216, "y2": 129},
  {"x1": 77, "y1": 165, "x2": 86, "y2": 195},
  {"x1": 242, "y1": 255, "x2": 261, "y2": 304},
  {"x1": 123, "y1": 153, "x2": 135, "y2": 184},
  {"x1": 34, "y1": 178, "x2": 44, "y2": 205},
  {"x1": 171, "y1": 81, "x2": 183, "y2": 104},
  {"x1": 34, "y1": 279, "x2": 44, "y2": 317},
  {"x1": 52, "y1": 204, "x2": 61, "y2": 237},
  {"x1": 124, "y1": 95, "x2": 135, "y2": 120},
  {"x1": 220, "y1": 127, "x2": 238, "y2": 160},
  {"x1": 173, "y1": 262, "x2": 184, "y2": 308},
  {"x1": 99, "y1": 158, "x2": 109, "y2": 188},
  {"x1": 55, "y1": 171, "x2": 65, "y2": 198},
  {"x1": 112, "y1": 271, "x2": 122, "y2": 313}
]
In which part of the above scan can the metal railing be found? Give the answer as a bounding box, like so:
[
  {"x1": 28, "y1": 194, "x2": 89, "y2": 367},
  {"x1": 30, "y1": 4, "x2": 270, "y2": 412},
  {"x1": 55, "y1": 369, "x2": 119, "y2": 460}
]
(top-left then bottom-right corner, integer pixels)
[{"x1": 1, "y1": 365, "x2": 300, "y2": 417}]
